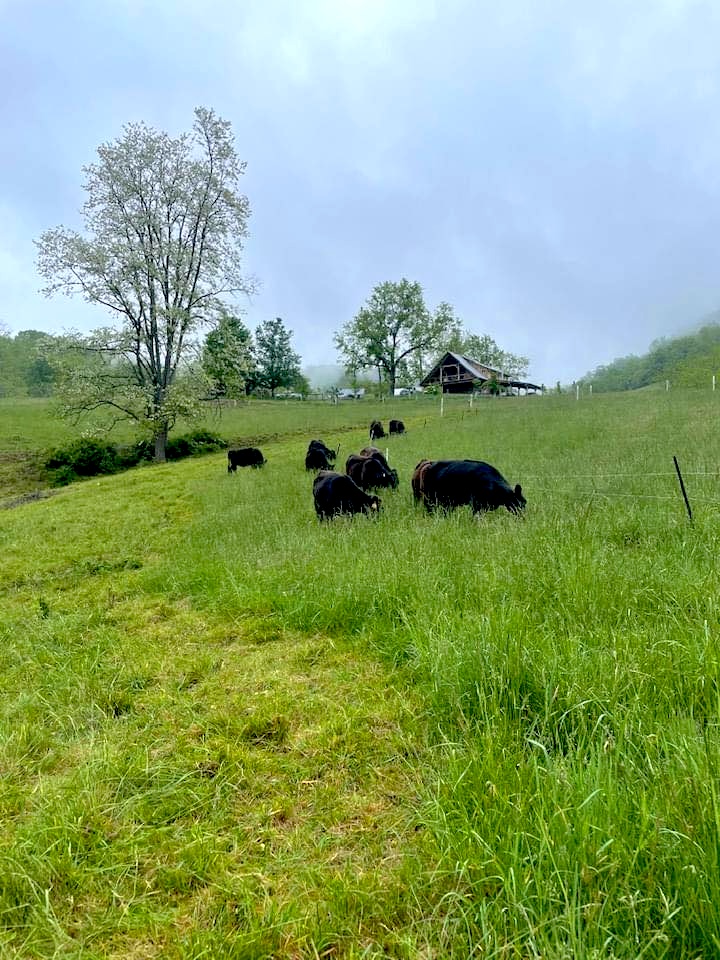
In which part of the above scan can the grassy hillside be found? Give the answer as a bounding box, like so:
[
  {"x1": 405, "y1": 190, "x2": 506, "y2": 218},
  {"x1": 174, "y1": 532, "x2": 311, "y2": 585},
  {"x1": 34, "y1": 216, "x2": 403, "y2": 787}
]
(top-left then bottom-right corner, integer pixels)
[
  {"x1": 1, "y1": 390, "x2": 720, "y2": 956},
  {"x1": 0, "y1": 396, "x2": 418, "y2": 504},
  {"x1": 583, "y1": 320, "x2": 720, "y2": 392}
]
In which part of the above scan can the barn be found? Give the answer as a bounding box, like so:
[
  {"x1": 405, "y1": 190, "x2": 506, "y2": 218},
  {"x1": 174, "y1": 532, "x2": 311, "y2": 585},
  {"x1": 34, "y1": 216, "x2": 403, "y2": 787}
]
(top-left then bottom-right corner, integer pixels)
[{"x1": 419, "y1": 351, "x2": 542, "y2": 395}]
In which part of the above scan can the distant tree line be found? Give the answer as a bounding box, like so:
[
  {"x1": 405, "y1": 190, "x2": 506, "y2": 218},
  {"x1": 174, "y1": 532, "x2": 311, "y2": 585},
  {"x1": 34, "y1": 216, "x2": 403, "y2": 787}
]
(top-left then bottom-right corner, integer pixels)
[
  {"x1": 583, "y1": 319, "x2": 720, "y2": 392},
  {"x1": 0, "y1": 317, "x2": 305, "y2": 402},
  {"x1": 0, "y1": 327, "x2": 58, "y2": 397}
]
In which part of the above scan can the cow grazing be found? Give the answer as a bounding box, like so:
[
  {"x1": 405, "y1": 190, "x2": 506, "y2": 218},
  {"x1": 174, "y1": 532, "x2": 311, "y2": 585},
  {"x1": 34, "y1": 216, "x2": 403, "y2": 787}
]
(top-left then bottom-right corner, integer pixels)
[
  {"x1": 346, "y1": 454, "x2": 398, "y2": 491},
  {"x1": 227, "y1": 447, "x2": 266, "y2": 472},
  {"x1": 411, "y1": 459, "x2": 433, "y2": 502},
  {"x1": 313, "y1": 471, "x2": 382, "y2": 520},
  {"x1": 305, "y1": 447, "x2": 332, "y2": 471},
  {"x1": 359, "y1": 446, "x2": 391, "y2": 469},
  {"x1": 347, "y1": 447, "x2": 399, "y2": 490},
  {"x1": 389, "y1": 419, "x2": 406, "y2": 435},
  {"x1": 308, "y1": 439, "x2": 337, "y2": 462},
  {"x1": 420, "y1": 460, "x2": 526, "y2": 515},
  {"x1": 369, "y1": 420, "x2": 386, "y2": 441},
  {"x1": 305, "y1": 439, "x2": 337, "y2": 472}
]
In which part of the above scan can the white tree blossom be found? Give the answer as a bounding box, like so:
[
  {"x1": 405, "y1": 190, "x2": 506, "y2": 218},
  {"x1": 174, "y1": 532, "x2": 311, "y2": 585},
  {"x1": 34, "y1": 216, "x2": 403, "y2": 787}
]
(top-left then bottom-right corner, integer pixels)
[{"x1": 36, "y1": 107, "x2": 254, "y2": 460}]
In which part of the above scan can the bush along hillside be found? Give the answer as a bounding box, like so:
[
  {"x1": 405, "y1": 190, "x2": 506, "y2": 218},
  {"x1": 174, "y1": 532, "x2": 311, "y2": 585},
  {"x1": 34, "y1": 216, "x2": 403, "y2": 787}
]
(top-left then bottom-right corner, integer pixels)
[
  {"x1": 583, "y1": 317, "x2": 720, "y2": 391},
  {"x1": 43, "y1": 429, "x2": 227, "y2": 486}
]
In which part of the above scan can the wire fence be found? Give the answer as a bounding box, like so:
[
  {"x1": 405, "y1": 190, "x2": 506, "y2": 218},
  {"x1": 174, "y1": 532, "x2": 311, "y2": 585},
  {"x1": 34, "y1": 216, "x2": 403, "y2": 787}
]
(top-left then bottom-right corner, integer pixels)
[{"x1": 532, "y1": 489, "x2": 720, "y2": 505}]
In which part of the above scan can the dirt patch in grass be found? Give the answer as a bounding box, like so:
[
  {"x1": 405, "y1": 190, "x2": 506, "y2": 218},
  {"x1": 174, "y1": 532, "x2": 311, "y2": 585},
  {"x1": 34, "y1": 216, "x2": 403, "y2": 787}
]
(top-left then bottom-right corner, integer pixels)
[{"x1": 0, "y1": 489, "x2": 56, "y2": 510}]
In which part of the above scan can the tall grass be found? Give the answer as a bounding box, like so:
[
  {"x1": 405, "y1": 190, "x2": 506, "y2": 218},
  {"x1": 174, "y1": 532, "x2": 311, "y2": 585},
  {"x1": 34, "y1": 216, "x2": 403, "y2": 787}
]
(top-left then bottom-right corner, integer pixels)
[{"x1": 1, "y1": 388, "x2": 720, "y2": 955}]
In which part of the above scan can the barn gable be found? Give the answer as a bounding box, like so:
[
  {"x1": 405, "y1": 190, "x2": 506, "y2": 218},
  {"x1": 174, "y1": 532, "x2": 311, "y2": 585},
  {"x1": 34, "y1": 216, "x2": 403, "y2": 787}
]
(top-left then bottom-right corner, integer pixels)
[{"x1": 420, "y1": 351, "x2": 542, "y2": 394}]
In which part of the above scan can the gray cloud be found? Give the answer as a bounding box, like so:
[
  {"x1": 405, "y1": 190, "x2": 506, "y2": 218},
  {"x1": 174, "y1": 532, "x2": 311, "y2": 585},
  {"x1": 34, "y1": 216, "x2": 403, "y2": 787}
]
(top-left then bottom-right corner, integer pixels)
[{"x1": 3, "y1": 0, "x2": 720, "y2": 384}]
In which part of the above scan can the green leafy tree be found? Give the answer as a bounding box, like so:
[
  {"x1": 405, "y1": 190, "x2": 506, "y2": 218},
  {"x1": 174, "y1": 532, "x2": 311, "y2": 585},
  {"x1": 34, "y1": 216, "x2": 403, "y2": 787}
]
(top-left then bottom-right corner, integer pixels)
[
  {"x1": 335, "y1": 279, "x2": 455, "y2": 396},
  {"x1": 290, "y1": 372, "x2": 311, "y2": 398},
  {"x1": 16, "y1": 330, "x2": 58, "y2": 397},
  {"x1": 0, "y1": 323, "x2": 13, "y2": 397},
  {"x1": 254, "y1": 317, "x2": 302, "y2": 397},
  {"x1": 202, "y1": 314, "x2": 254, "y2": 398},
  {"x1": 35, "y1": 107, "x2": 253, "y2": 461},
  {"x1": 0, "y1": 328, "x2": 62, "y2": 397},
  {"x1": 445, "y1": 329, "x2": 529, "y2": 379},
  {"x1": 26, "y1": 357, "x2": 56, "y2": 397}
]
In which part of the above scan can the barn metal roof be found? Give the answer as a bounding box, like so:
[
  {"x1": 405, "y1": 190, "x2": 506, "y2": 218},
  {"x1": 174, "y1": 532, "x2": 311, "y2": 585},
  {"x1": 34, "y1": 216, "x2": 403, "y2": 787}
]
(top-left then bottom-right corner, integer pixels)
[
  {"x1": 420, "y1": 351, "x2": 542, "y2": 391},
  {"x1": 420, "y1": 351, "x2": 501, "y2": 385}
]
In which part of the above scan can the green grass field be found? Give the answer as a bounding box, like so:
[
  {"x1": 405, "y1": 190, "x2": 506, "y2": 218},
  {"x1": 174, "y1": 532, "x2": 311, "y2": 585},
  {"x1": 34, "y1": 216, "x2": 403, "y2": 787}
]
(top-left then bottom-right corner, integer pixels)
[{"x1": 1, "y1": 390, "x2": 720, "y2": 957}]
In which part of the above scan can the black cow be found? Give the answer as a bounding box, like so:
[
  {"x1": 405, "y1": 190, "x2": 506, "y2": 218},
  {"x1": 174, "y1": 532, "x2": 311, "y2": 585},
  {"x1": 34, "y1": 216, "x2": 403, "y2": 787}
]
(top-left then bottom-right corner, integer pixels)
[
  {"x1": 305, "y1": 448, "x2": 332, "y2": 471},
  {"x1": 313, "y1": 471, "x2": 382, "y2": 520},
  {"x1": 346, "y1": 453, "x2": 399, "y2": 491},
  {"x1": 349, "y1": 447, "x2": 399, "y2": 488},
  {"x1": 389, "y1": 419, "x2": 406, "y2": 435},
  {"x1": 305, "y1": 440, "x2": 337, "y2": 471},
  {"x1": 358, "y1": 446, "x2": 392, "y2": 469},
  {"x1": 227, "y1": 447, "x2": 266, "y2": 472},
  {"x1": 308, "y1": 439, "x2": 337, "y2": 462},
  {"x1": 369, "y1": 420, "x2": 386, "y2": 441},
  {"x1": 420, "y1": 460, "x2": 526, "y2": 515},
  {"x1": 411, "y1": 459, "x2": 433, "y2": 502}
]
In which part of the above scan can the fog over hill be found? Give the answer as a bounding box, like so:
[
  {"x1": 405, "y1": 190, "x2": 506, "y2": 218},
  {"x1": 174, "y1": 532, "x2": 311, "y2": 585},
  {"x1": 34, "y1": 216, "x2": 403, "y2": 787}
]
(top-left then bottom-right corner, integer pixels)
[
  {"x1": 583, "y1": 314, "x2": 720, "y2": 392},
  {"x1": 303, "y1": 365, "x2": 346, "y2": 389}
]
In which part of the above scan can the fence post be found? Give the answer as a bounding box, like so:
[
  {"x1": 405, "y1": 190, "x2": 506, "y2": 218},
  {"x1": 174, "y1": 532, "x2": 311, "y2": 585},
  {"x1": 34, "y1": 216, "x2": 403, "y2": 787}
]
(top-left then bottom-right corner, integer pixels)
[
  {"x1": 576, "y1": 384, "x2": 580, "y2": 400},
  {"x1": 666, "y1": 380, "x2": 670, "y2": 392},
  {"x1": 713, "y1": 375, "x2": 716, "y2": 392},
  {"x1": 673, "y1": 455, "x2": 693, "y2": 523}
]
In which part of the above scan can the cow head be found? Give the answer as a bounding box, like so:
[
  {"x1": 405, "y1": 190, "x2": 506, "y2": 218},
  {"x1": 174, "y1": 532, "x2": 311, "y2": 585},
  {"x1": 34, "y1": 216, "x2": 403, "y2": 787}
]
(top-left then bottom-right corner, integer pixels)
[
  {"x1": 508, "y1": 483, "x2": 527, "y2": 514},
  {"x1": 373, "y1": 463, "x2": 398, "y2": 489}
]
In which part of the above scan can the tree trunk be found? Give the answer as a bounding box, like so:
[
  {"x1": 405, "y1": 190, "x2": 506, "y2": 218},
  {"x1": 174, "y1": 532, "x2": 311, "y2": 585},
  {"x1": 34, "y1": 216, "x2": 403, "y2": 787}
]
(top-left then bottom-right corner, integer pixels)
[
  {"x1": 154, "y1": 427, "x2": 168, "y2": 462},
  {"x1": 389, "y1": 367, "x2": 396, "y2": 398}
]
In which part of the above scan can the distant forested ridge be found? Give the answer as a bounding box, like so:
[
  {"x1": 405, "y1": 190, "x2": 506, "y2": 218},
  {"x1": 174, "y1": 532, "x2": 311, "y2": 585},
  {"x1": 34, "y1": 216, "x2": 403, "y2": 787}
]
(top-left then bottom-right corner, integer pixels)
[{"x1": 584, "y1": 315, "x2": 720, "y2": 391}]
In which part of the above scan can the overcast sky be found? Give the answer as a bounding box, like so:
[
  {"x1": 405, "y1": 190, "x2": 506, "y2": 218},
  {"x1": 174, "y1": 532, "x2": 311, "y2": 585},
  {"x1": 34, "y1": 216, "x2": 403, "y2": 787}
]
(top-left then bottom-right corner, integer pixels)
[{"x1": 2, "y1": 0, "x2": 720, "y2": 385}]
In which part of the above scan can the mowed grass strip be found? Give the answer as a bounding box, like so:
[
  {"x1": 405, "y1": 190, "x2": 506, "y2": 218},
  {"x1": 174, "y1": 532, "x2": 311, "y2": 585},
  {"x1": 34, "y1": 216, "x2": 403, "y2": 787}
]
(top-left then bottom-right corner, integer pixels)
[
  {"x1": 0, "y1": 464, "x2": 428, "y2": 957},
  {"x1": 2, "y1": 388, "x2": 720, "y2": 956}
]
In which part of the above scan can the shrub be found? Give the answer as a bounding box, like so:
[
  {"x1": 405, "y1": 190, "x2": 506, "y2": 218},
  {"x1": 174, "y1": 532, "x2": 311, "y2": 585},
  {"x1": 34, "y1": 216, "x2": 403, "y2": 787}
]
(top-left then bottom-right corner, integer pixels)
[
  {"x1": 47, "y1": 465, "x2": 79, "y2": 488},
  {"x1": 43, "y1": 429, "x2": 226, "y2": 486},
  {"x1": 116, "y1": 440, "x2": 155, "y2": 469},
  {"x1": 44, "y1": 438, "x2": 120, "y2": 481},
  {"x1": 166, "y1": 429, "x2": 226, "y2": 460},
  {"x1": 165, "y1": 436, "x2": 193, "y2": 459}
]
